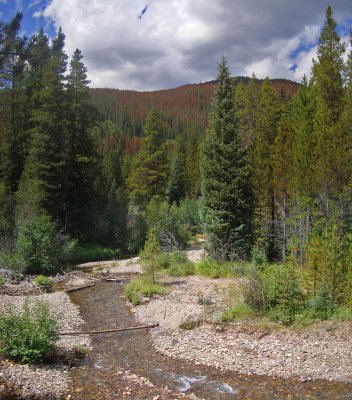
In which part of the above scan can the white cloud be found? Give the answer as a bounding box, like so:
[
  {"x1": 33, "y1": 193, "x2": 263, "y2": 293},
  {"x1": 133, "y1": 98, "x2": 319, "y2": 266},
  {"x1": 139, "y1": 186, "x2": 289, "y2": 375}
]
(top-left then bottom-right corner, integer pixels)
[{"x1": 42, "y1": 0, "x2": 352, "y2": 90}]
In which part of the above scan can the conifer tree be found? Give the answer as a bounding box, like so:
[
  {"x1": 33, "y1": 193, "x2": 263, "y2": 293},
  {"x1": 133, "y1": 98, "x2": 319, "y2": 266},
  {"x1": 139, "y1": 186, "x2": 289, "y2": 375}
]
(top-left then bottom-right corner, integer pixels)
[
  {"x1": 252, "y1": 78, "x2": 280, "y2": 260},
  {"x1": 16, "y1": 29, "x2": 68, "y2": 224},
  {"x1": 312, "y1": 6, "x2": 346, "y2": 206},
  {"x1": 201, "y1": 57, "x2": 253, "y2": 261},
  {"x1": 167, "y1": 135, "x2": 186, "y2": 205},
  {"x1": 65, "y1": 49, "x2": 97, "y2": 238},
  {"x1": 127, "y1": 110, "x2": 169, "y2": 207},
  {"x1": 235, "y1": 74, "x2": 260, "y2": 154},
  {"x1": 272, "y1": 107, "x2": 294, "y2": 260}
]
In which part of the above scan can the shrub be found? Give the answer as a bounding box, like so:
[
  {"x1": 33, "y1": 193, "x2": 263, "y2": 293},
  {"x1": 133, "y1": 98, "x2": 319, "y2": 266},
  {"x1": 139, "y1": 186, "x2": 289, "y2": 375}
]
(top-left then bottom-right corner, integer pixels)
[
  {"x1": 146, "y1": 198, "x2": 191, "y2": 250},
  {"x1": 68, "y1": 244, "x2": 121, "y2": 264},
  {"x1": 124, "y1": 276, "x2": 166, "y2": 305},
  {"x1": 195, "y1": 258, "x2": 235, "y2": 278},
  {"x1": 219, "y1": 302, "x2": 254, "y2": 322},
  {"x1": 0, "y1": 300, "x2": 59, "y2": 364},
  {"x1": 154, "y1": 249, "x2": 194, "y2": 276},
  {"x1": 305, "y1": 285, "x2": 336, "y2": 320},
  {"x1": 166, "y1": 261, "x2": 195, "y2": 277},
  {"x1": 140, "y1": 230, "x2": 161, "y2": 284},
  {"x1": 13, "y1": 214, "x2": 75, "y2": 274},
  {"x1": 0, "y1": 275, "x2": 4, "y2": 286},
  {"x1": 242, "y1": 264, "x2": 305, "y2": 326},
  {"x1": 33, "y1": 275, "x2": 52, "y2": 292},
  {"x1": 179, "y1": 320, "x2": 199, "y2": 330},
  {"x1": 332, "y1": 305, "x2": 352, "y2": 321},
  {"x1": 251, "y1": 245, "x2": 267, "y2": 267}
]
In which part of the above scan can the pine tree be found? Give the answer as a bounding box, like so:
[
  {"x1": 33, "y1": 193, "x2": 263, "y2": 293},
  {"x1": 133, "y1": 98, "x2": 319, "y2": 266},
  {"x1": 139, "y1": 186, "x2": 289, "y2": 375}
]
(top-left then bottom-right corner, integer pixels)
[
  {"x1": 235, "y1": 74, "x2": 260, "y2": 154},
  {"x1": 0, "y1": 13, "x2": 27, "y2": 195},
  {"x1": 127, "y1": 110, "x2": 169, "y2": 207},
  {"x1": 65, "y1": 48, "x2": 97, "y2": 238},
  {"x1": 167, "y1": 135, "x2": 186, "y2": 205},
  {"x1": 201, "y1": 57, "x2": 253, "y2": 261},
  {"x1": 252, "y1": 78, "x2": 280, "y2": 260},
  {"x1": 16, "y1": 29, "x2": 68, "y2": 224},
  {"x1": 312, "y1": 6, "x2": 346, "y2": 206},
  {"x1": 272, "y1": 106, "x2": 294, "y2": 260}
]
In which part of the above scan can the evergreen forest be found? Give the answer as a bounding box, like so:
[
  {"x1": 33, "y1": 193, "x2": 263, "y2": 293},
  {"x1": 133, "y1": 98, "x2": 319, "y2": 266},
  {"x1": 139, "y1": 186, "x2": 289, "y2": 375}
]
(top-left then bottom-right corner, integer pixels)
[{"x1": 0, "y1": 6, "x2": 351, "y2": 320}]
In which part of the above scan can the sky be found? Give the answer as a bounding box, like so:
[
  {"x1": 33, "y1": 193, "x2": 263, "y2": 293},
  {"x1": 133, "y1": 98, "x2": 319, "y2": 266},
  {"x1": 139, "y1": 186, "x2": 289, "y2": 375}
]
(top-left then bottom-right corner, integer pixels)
[{"x1": 1, "y1": 0, "x2": 352, "y2": 91}]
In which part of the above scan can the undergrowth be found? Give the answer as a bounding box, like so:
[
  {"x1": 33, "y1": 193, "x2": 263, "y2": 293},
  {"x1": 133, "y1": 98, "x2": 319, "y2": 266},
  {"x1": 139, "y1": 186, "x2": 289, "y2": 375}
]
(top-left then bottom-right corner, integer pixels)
[
  {"x1": 0, "y1": 300, "x2": 59, "y2": 364},
  {"x1": 124, "y1": 276, "x2": 166, "y2": 305}
]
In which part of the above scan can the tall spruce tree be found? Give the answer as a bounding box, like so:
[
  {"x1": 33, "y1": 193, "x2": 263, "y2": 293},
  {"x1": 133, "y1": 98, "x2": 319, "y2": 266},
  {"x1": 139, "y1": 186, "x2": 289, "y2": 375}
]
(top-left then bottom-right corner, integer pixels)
[
  {"x1": 201, "y1": 57, "x2": 253, "y2": 261},
  {"x1": 312, "y1": 6, "x2": 346, "y2": 207},
  {"x1": 252, "y1": 78, "x2": 280, "y2": 261},
  {"x1": 167, "y1": 135, "x2": 186, "y2": 205},
  {"x1": 127, "y1": 110, "x2": 169, "y2": 207},
  {"x1": 65, "y1": 48, "x2": 97, "y2": 239},
  {"x1": 16, "y1": 29, "x2": 68, "y2": 225}
]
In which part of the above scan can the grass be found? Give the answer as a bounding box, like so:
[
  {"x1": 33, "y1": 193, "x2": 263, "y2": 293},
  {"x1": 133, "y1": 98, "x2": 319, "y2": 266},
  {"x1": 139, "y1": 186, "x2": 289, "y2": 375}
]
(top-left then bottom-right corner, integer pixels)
[
  {"x1": 68, "y1": 244, "x2": 121, "y2": 264},
  {"x1": 33, "y1": 275, "x2": 52, "y2": 292},
  {"x1": 124, "y1": 276, "x2": 167, "y2": 305},
  {"x1": 219, "y1": 302, "x2": 254, "y2": 322},
  {"x1": 194, "y1": 258, "x2": 254, "y2": 279}
]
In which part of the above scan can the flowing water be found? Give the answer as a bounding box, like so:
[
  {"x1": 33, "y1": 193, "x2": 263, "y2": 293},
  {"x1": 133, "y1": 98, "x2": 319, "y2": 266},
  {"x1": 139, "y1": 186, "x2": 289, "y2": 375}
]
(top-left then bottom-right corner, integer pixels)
[{"x1": 68, "y1": 281, "x2": 352, "y2": 399}]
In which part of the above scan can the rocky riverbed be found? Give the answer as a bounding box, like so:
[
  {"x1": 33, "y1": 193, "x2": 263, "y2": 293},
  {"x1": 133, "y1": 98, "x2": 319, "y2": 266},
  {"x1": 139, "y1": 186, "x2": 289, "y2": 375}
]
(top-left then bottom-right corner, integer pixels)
[
  {"x1": 128, "y1": 251, "x2": 352, "y2": 384},
  {"x1": 0, "y1": 291, "x2": 90, "y2": 399}
]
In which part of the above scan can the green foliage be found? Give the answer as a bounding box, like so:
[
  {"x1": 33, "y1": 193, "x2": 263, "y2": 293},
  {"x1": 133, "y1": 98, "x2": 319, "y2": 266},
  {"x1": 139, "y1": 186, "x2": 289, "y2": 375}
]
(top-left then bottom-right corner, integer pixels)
[
  {"x1": 179, "y1": 320, "x2": 199, "y2": 330},
  {"x1": 14, "y1": 214, "x2": 75, "y2": 274},
  {"x1": 243, "y1": 264, "x2": 305, "y2": 326},
  {"x1": 155, "y1": 250, "x2": 195, "y2": 277},
  {"x1": 167, "y1": 136, "x2": 187, "y2": 205},
  {"x1": 68, "y1": 244, "x2": 120, "y2": 264},
  {"x1": 140, "y1": 229, "x2": 161, "y2": 284},
  {"x1": 331, "y1": 305, "x2": 352, "y2": 321},
  {"x1": 127, "y1": 110, "x2": 169, "y2": 207},
  {"x1": 33, "y1": 275, "x2": 52, "y2": 292},
  {"x1": 195, "y1": 258, "x2": 235, "y2": 279},
  {"x1": 0, "y1": 300, "x2": 59, "y2": 364},
  {"x1": 124, "y1": 276, "x2": 166, "y2": 305},
  {"x1": 146, "y1": 198, "x2": 191, "y2": 250},
  {"x1": 251, "y1": 245, "x2": 267, "y2": 267},
  {"x1": 0, "y1": 275, "x2": 4, "y2": 286},
  {"x1": 201, "y1": 56, "x2": 253, "y2": 261},
  {"x1": 127, "y1": 206, "x2": 148, "y2": 254},
  {"x1": 219, "y1": 302, "x2": 254, "y2": 322},
  {"x1": 304, "y1": 224, "x2": 351, "y2": 304}
]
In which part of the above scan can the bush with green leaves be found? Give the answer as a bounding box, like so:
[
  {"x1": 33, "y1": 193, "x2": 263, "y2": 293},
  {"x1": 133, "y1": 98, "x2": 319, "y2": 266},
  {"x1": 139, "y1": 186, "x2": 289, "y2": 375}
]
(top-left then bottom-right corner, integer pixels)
[
  {"x1": 146, "y1": 198, "x2": 191, "y2": 250},
  {"x1": 153, "y1": 249, "x2": 195, "y2": 276},
  {"x1": 304, "y1": 225, "x2": 351, "y2": 305},
  {"x1": 0, "y1": 275, "x2": 4, "y2": 286},
  {"x1": 124, "y1": 276, "x2": 166, "y2": 305},
  {"x1": 140, "y1": 229, "x2": 161, "y2": 284},
  {"x1": 0, "y1": 300, "x2": 59, "y2": 364},
  {"x1": 33, "y1": 275, "x2": 52, "y2": 292},
  {"x1": 68, "y1": 244, "x2": 121, "y2": 264},
  {"x1": 4, "y1": 214, "x2": 76, "y2": 274},
  {"x1": 242, "y1": 264, "x2": 305, "y2": 325}
]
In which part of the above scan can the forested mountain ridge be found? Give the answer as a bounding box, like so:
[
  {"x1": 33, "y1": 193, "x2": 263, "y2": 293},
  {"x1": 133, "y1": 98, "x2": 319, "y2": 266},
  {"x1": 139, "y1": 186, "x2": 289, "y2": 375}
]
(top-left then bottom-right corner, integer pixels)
[{"x1": 90, "y1": 78, "x2": 298, "y2": 142}]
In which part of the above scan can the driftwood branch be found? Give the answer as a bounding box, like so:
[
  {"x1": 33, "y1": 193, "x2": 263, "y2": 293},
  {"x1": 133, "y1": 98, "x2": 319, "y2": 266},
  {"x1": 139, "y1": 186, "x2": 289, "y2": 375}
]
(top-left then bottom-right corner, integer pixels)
[
  {"x1": 59, "y1": 323, "x2": 159, "y2": 335},
  {"x1": 65, "y1": 283, "x2": 96, "y2": 293}
]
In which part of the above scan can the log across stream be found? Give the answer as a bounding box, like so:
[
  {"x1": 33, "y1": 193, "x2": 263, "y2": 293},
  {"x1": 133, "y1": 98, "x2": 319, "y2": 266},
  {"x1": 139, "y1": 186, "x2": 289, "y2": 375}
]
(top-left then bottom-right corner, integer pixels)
[{"x1": 68, "y1": 281, "x2": 352, "y2": 400}]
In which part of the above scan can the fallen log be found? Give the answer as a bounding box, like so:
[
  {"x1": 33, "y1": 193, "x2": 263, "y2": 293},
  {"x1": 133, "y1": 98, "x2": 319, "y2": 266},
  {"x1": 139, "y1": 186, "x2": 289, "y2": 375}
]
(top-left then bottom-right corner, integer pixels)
[
  {"x1": 102, "y1": 278, "x2": 122, "y2": 282},
  {"x1": 65, "y1": 283, "x2": 96, "y2": 293},
  {"x1": 59, "y1": 323, "x2": 159, "y2": 335}
]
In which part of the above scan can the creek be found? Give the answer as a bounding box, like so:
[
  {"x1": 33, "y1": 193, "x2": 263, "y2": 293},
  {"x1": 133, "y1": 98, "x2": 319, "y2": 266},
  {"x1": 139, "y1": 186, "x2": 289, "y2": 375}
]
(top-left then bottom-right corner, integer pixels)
[{"x1": 67, "y1": 281, "x2": 352, "y2": 399}]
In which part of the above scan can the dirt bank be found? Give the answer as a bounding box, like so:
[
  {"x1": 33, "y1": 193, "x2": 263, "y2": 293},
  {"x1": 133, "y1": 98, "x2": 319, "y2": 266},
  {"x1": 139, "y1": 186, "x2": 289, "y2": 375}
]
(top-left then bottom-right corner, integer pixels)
[{"x1": 129, "y1": 254, "x2": 352, "y2": 384}]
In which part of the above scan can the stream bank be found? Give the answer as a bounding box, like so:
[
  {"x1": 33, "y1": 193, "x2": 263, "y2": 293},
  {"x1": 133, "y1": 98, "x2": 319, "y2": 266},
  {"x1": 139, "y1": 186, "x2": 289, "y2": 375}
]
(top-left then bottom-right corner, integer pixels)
[{"x1": 67, "y1": 281, "x2": 352, "y2": 400}]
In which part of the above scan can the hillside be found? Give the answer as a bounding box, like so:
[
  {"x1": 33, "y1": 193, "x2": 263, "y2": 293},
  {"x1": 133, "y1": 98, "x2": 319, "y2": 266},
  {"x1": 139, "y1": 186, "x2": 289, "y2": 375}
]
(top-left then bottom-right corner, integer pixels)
[{"x1": 89, "y1": 78, "x2": 299, "y2": 143}]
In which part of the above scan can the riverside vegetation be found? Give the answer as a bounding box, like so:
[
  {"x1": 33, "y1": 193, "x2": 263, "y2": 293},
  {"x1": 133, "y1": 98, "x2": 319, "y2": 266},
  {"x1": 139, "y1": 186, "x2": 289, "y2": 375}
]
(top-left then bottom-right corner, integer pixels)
[{"x1": 0, "y1": 4, "x2": 351, "y2": 384}]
